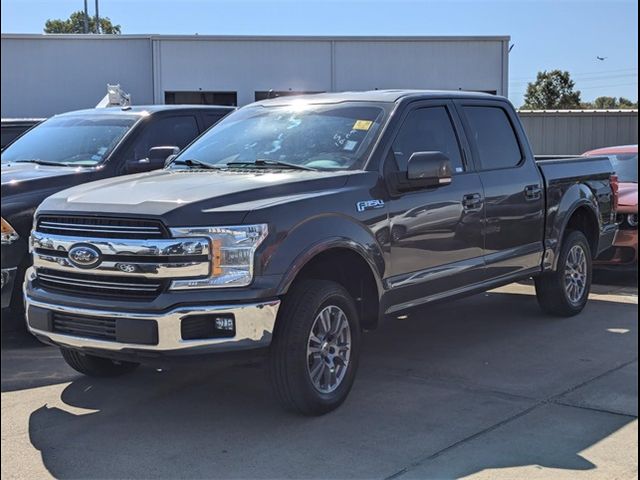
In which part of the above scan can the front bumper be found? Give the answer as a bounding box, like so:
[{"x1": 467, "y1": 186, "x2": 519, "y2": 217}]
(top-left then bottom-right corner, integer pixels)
[
  {"x1": 595, "y1": 229, "x2": 638, "y2": 267},
  {"x1": 25, "y1": 294, "x2": 281, "y2": 357}
]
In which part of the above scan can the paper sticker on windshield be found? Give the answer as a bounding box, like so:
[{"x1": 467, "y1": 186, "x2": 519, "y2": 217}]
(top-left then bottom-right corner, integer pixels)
[
  {"x1": 353, "y1": 120, "x2": 373, "y2": 131},
  {"x1": 343, "y1": 140, "x2": 358, "y2": 151}
]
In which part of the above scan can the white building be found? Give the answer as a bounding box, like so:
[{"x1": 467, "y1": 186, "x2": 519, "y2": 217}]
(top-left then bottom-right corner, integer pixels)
[{"x1": 1, "y1": 34, "x2": 510, "y2": 118}]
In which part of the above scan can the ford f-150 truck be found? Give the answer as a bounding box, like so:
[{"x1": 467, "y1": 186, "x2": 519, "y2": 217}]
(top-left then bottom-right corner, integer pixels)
[
  {"x1": 23, "y1": 91, "x2": 618, "y2": 415},
  {"x1": 1, "y1": 105, "x2": 234, "y2": 322}
]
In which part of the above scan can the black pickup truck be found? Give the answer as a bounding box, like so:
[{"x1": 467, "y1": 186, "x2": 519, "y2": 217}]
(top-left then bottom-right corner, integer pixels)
[
  {"x1": 1, "y1": 105, "x2": 234, "y2": 319},
  {"x1": 23, "y1": 91, "x2": 618, "y2": 415}
]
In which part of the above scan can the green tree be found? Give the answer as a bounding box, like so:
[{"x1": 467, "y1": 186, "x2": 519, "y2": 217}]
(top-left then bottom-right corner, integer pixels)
[
  {"x1": 618, "y1": 97, "x2": 638, "y2": 108},
  {"x1": 593, "y1": 96, "x2": 618, "y2": 109},
  {"x1": 582, "y1": 97, "x2": 639, "y2": 109},
  {"x1": 44, "y1": 11, "x2": 121, "y2": 34},
  {"x1": 522, "y1": 70, "x2": 582, "y2": 109}
]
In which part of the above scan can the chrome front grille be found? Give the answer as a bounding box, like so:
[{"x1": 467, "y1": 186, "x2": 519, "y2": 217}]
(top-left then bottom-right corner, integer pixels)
[
  {"x1": 31, "y1": 216, "x2": 212, "y2": 301},
  {"x1": 36, "y1": 268, "x2": 165, "y2": 299},
  {"x1": 37, "y1": 216, "x2": 167, "y2": 239}
]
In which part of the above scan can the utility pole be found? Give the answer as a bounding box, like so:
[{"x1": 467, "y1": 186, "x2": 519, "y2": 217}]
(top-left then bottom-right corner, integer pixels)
[
  {"x1": 83, "y1": 0, "x2": 89, "y2": 33},
  {"x1": 94, "y1": 0, "x2": 100, "y2": 34}
]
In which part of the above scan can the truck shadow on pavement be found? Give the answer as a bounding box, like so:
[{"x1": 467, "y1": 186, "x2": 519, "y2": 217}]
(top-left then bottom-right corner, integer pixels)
[{"x1": 14, "y1": 284, "x2": 640, "y2": 479}]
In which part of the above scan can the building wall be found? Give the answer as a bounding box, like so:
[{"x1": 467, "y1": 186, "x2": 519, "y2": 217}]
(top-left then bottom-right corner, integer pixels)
[
  {"x1": 0, "y1": 36, "x2": 154, "y2": 117},
  {"x1": 154, "y1": 38, "x2": 334, "y2": 106},
  {"x1": 1, "y1": 34, "x2": 509, "y2": 118},
  {"x1": 519, "y1": 110, "x2": 639, "y2": 155}
]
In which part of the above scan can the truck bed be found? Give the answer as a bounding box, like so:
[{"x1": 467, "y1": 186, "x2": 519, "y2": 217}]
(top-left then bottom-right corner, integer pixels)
[{"x1": 535, "y1": 154, "x2": 616, "y2": 264}]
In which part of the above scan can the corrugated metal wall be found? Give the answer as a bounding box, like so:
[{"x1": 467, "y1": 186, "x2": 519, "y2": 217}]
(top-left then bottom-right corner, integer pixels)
[
  {"x1": 518, "y1": 110, "x2": 638, "y2": 155},
  {"x1": 1, "y1": 34, "x2": 509, "y2": 117}
]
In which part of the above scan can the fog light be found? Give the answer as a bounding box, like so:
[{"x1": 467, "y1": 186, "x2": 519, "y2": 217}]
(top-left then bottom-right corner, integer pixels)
[
  {"x1": 181, "y1": 314, "x2": 236, "y2": 340},
  {"x1": 215, "y1": 316, "x2": 235, "y2": 332}
]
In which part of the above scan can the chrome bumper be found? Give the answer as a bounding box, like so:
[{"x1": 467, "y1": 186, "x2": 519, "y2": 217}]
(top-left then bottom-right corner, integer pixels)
[{"x1": 25, "y1": 295, "x2": 280, "y2": 354}]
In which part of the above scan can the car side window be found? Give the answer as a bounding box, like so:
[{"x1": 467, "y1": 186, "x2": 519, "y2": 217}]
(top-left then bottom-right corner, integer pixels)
[
  {"x1": 202, "y1": 113, "x2": 228, "y2": 130},
  {"x1": 462, "y1": 106, "x2": 522, "y2": 170},
  {"x1": 390, "y1": 106, "x2": 465, "y2": 174},
  {"x1": 122, "y1": 115, "x2": 199, "y2": 161}
]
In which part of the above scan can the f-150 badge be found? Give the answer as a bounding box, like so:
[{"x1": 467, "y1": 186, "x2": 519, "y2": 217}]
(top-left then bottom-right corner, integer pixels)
[{"x1": 357, "y1": 199, "x2": 385, "y2": 212}]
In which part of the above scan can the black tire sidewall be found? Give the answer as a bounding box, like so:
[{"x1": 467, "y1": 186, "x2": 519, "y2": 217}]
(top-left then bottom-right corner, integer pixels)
[{"x1": 272, "y1": 280, "x2": 361, "y2": 414}]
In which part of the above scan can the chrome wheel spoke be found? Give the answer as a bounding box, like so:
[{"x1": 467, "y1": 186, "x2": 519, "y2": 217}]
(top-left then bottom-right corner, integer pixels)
[
  {"x1": 307, "y1": 305, "x2": 352, "y2": 394},
  {"x1": 564, "y1": 244, "x2": 588, "y2": 304}
]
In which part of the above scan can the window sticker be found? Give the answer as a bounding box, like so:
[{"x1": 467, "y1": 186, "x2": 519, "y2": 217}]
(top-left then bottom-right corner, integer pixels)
[
  {"x1": 353, "y1": 120, "x2": 373, "y2": 131},
  {"x1": 343, "y1": 140, "x2": 358, "y2": 151}
]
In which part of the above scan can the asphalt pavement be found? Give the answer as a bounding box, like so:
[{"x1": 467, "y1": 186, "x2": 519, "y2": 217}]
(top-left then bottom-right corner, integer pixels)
[{"x1": 1, "y1": 272, "x2": 637, "y2": 479}]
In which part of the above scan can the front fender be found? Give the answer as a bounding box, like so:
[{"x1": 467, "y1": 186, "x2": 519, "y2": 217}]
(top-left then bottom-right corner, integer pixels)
[{"x1": 263, "y1": 214, "x2": 386, "y2": 296}]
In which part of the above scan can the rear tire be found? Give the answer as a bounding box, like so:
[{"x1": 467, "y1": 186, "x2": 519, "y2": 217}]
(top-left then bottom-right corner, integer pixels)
[
  {"x1": 535, "y1": 230, "x2": 592, "y2": 317},
  {"x1": 269, "y1": 279, "x2": 361, "y2": 415},
  {"x1": 61, "y1": 348, "x2": 139, "y2": 377}
]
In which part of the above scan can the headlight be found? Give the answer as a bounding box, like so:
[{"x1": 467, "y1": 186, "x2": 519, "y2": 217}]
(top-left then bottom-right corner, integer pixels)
[
  {"x1": 169, "y1": 224, "x2": 268, "y2": 289},
  {"x1": 1, "y1": 218, "x2": 19, "y2": 245},
  {"x1": 628, "y1": 213, "x2": 639, "y2": 228}
]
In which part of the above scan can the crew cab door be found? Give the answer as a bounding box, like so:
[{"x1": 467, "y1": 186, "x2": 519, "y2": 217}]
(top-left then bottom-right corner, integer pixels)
[
  {"x1": 383, "y1": 100, "x2": 486, "y2": 310},
  {"x1": 455, "y1": 100, "x2": 545, "y2": 279}
]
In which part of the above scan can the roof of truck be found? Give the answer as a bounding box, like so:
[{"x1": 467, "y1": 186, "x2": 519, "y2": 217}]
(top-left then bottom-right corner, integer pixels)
[
  {"x1": 256, "y1": 89, "x2": 500, "y2": 106},
  {"x1": 55, "y1": 105, "x2": 236, "y2": 117}
]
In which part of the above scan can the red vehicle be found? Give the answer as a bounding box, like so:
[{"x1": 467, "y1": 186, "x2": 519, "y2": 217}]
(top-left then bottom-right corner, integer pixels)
[{"x1": 584, "y1": 145, "x2": 638, "y2": 268}]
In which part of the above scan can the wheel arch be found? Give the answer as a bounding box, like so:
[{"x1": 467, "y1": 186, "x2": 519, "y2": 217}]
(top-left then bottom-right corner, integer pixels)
[{"x1": 277, "y1": 241, "x2": 383, "y2": 330}]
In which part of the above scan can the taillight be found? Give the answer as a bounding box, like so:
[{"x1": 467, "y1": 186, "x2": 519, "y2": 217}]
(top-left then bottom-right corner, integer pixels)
[{"x1": 610, "y1": 174, "x2": 619, "y2": 212}]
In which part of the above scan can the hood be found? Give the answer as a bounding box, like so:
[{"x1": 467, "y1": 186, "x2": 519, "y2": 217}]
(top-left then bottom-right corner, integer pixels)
[
  {"x1": 1, "y1": 162, "x2": 94, "y2": 197},
  {"x1": 618, "y1": 182, "x2": 638, "y2": 208},
  {"x1": 39, "y1": 168, "x2": 355, "y2": 225}
]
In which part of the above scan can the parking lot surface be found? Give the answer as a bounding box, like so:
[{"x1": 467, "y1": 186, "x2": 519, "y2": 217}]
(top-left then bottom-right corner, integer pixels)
[{"x1": 1, "y1": 274, "x2": 637, "y2": 479}]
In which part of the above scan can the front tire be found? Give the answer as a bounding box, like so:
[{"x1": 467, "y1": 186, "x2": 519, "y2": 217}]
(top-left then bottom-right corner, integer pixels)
[
  {"x1": 61, "y1": 348, "x2": 139, "y2": 377},
  {"x1": 269, "y1": 279, "x2": 361, "y2": 415},
  {"x1": 535, "y1": 230, "x2": 592, "y2": 317}
]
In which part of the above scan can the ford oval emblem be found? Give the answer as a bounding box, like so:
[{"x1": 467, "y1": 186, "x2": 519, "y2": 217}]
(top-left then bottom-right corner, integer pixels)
[{"x1": 68, "y1": 244, "x2": 101, "y2": 269}]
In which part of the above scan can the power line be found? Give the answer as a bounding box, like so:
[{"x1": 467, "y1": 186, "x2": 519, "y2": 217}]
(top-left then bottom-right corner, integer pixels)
[
  {"x1": 510, "y1": 72, "x2": 638, "y2": 86},
  {"x1": 509, "y1": 67, "x2": 637, "y2": 81},
  {"x1": 510, "y1": 81, "x2": 639, "y2": 96},
  {"x1": 578, "y1": 81, "x2": 638, "y2": 90}
]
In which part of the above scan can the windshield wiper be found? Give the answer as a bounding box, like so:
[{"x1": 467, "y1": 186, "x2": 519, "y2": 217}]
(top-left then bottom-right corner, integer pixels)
[
  {"x1": 170, "y1": 158, "x2": 219, "y2": 170},
  {"x1": 225, "y1": 159, "x2": 318, "y2": 171},
  {"x1": 15, "y1": 159, "x2": 67, "y2": 166}
]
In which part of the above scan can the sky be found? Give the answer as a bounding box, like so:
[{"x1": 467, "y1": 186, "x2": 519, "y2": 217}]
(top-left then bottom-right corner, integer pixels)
[{"x1": 1, "y1": 0, "x2": 638, "y2": 106}]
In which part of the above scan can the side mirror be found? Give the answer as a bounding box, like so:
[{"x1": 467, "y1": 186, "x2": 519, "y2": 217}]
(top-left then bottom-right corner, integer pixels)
[
  {"x1": 394, "y1": 151, "x2": 453, "y2": 191},
  {"x1": 127, "y1": 146, "x2": 179, "y2": 173},
  {"x1": 148, "y1": 145, "x2": 180, "y2": 161}
]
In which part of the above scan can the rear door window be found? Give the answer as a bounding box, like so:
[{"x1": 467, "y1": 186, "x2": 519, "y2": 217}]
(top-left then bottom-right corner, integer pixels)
[{"x1": 462, "y1": 106, "x2": 522, "y2": 170}]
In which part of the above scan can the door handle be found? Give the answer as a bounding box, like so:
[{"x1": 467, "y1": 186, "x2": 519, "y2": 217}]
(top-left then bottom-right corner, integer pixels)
[
  {"x1": 462, "y1": 193, "x2": 483, "y2": 211},
  {"x1": 525, "y1": 184, "x2": 543, "y2": 201}
]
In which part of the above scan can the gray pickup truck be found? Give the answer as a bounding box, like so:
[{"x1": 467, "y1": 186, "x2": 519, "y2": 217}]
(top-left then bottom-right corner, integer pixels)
[{"x1": 23, "y1": 90, "x2": 618, "y2": 415}]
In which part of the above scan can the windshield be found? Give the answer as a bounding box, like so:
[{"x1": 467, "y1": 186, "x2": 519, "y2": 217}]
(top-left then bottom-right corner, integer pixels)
[
  {"x1": 172, "y1": 102, "x2": 386, "y2": 171},
  {"x1": 1, "y1": 115, "x2": 136, "y2": 166},
  {"x1": 608, "y1": 154, "x2": 638, "y2": 183}
]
